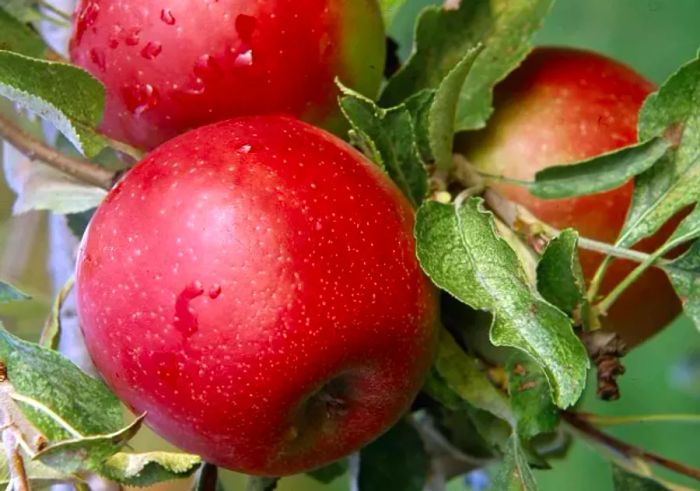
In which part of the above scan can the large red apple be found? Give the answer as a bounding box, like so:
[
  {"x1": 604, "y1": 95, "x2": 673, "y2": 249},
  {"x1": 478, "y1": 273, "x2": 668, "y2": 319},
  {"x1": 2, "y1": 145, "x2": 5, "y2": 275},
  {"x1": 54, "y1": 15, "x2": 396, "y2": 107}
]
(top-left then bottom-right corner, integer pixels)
[
  {"x1": 75, "y1": 116, "x2": 438, "y2": 475},
  {"x1": 69, "y1": 0, "x2": 386, "y2": 150},
  {"x1": 459, "y1": 47, "x2": 682, "y2": 346}
]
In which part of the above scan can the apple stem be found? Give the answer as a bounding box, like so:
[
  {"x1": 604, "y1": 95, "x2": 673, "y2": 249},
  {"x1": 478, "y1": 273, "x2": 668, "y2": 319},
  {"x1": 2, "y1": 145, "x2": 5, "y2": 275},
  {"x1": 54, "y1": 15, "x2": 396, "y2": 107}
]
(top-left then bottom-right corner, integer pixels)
[
  {"x1": 0, "y1": 114, "x2": 116, "y2": 190},
  {"x1": 563, "y1": 411, "x2": 700, "y2": 483}
]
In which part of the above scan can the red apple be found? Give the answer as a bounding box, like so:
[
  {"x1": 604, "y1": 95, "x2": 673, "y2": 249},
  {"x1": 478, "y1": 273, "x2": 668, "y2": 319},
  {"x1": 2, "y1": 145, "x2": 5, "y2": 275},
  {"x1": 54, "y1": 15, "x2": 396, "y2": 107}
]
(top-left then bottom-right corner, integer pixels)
[
  {"x1": 459, "y1": 47, "x2": 682, "y2": 346},
  {"x1": 69, "y1": 0, "x2": 386, "y2": 150},
  {"x1": 75, "y1": 116, "x2": 438, "y2": 475}
]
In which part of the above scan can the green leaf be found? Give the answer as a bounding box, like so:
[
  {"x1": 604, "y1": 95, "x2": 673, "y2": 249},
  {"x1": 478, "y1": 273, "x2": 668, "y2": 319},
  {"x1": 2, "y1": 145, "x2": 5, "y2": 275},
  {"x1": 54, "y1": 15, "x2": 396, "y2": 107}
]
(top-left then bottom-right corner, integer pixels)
[
  {"x1": 35, "y1": 416, "x2": 144, "y2": 474},
  {"x1": 4, "y1": 158, "x2": 107, "y2": 215},
  {"x1": 426, "y1": 327, "x2": 514, "y2": 425},
  {"x1": 307, "y1": 460, "x2": 348, "y2": 484},
  {"x1": 530, "y1": 138, "x2": 672, "y2": 199},
  {"x1": 378, "y1": 0, "x2": 407, "y2": 27},
  {"x1": 663, "y1": 241, "x2": 700, "y2": 331},
  {"x1": 668, "y1": 205, "x2": 700, "y2": 244},
  {"x1": 0, "y1": 325, "x2": 122, "y2": 441},
  {"x1": 0, "y1": 50, "x2": 107, "y2": 157},
  {"x1": 0, "y1": 2, "x2": 44, "y2": 24},
  {"x1": 357, "y1": 419, "x2": 428, "y2": 491},
  {"x1": 0, "y1": 280, "x2": 30, "y2": 303},
  {"x1": 403, "y1": 89, "x2": 435, "y2": 162},
  {"x1": 455, "y1": 0, "x2": 554, "y2": 131},
  {"x1": 506, "y1": 353, "x2": 559, "y2": 440},
  {"x1": 429, "y1": 47, "x2": 481, "y2": 170},
  {"x1": 339, "y1": 86, "x2": 428, "y2": 206},
  {"x1": 101, "y1": 451, "x2": 201, "y2": 487},
  {"x1": 66, "y1": 209, "x2": 96, "y2": 238},
  {"x1": 381, "y1": 0, "x2": 553, "y2": 133},
  {"x1": 0, "y1": 7, "x2": 47, "y2": 58},
  {"x1": 618, "y1": 54, "x2": 700, "y2": 248},
  {"x1": 612, "y1": 466, "x2": 671, "y2": 491},
  {"x1": 536, "y1": 229, "x2": 588, "y2": 319},
  {"x1": 245, "y1": 477, "x2": 279, "y2": 491},
  {"x1": 415, "y1": 198, "x2": 588, "y2": 408},
  {"x1": 39, "y1": 276, "x2": 74, "y2": 350},
  {"x1": 492, "y1": 435, "x2": 538, "y2": 491}
]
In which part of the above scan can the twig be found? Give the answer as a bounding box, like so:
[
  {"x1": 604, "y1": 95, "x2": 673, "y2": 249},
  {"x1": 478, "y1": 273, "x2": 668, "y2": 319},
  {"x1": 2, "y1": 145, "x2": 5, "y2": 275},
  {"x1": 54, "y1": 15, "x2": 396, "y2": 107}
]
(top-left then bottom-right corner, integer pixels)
[
  {"x1": 563, "y1": 412, "x2": 700, "y2": 482},
  {"x1": 37, "y1": 0, "x2": 72, "y2": 22},
  {"x1": 2, "y1": 430, "x2": 30, "y2": 491},
  {"x1": 0, "y1": 114, "x2": 115, "y2": 189},
  {"x1": 576, "y1": 412, "x2": 700, "y2": 427}
]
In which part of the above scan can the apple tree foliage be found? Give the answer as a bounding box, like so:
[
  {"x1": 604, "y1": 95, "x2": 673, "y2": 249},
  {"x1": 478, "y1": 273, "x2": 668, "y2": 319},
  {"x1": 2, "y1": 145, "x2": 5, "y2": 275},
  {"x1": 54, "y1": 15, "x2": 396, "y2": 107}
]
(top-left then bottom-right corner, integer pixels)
[{"x1": 0, "y1": 0, "x2": 697, "y2": 490}]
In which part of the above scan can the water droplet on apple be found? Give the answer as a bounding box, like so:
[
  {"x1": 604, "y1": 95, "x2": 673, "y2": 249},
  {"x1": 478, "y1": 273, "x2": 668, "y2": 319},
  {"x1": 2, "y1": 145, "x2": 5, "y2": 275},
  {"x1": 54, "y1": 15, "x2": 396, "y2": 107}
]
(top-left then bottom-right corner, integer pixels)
[
  {"x1": 74, "y1": 0, "x2": 100, "y2": 44},
  {"x1": 208, "y1": 284, "x2": 222, "y2": 299},
  {"x1": 124, "y1": 83, "x2": 160, "y2": 117},
  {"x1": 160, "y1": 8, "x2": 176, "y2": 25},
  {"x1": 89, "y1": 48, "x2": 106, "y2": 71},
  {"x1": 141, "y1": 41, "x2": 162, "y2": 60},
  {"x1": 124, "y1": 27, "x2": 141, "y2": 46},
  {"x1": 185, "y1": 77, "x2": 206, "y2": 95},
  {"x1": 173, "y1": 281, "x2": 205, "y2": 336},
  {"x1": 237, "y1": 144, "x2": 252, "y2": 154},
  {"x1": 234, "y1": 49, "x2": 253, "y2": 67}
]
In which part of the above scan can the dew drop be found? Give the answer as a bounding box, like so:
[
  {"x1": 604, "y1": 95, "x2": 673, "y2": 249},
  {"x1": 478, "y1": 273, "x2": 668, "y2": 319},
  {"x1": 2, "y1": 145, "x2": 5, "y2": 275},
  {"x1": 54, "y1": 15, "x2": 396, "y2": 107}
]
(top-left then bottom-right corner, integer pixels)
[
  {"x1": 208, "y1": 285, "x2": 222, "y2": 299},
  {"x1": 185, "y1": 77, "x2": 206, "y2": 95},
  {"x1": 234, "y1": 49, "x2": 253, "y2": 67},
  {"x1": 124, "y1": 27, "x2": 141, "y2": 46},
  {"x1": 235, "y1": 14, "x2": 257, "y2": 42},
  {"x1": 123, "y1": 83, "x2": 160, "y2": 117},
  {"x1": 74, "y1": 0, "x2": 100, "y2": 44},
  {"x1": 89, "y1": 48, "x2": 106, "y2": 71},
  {"x1": 141, "y1": 41, "x2": 162, "y2": 60},
  {"x1": 237, "y1": 144, "x2": 252, "y2": 154},
  {"x1": 160, "y1": 8, "x2": 176, "y2": 25}
]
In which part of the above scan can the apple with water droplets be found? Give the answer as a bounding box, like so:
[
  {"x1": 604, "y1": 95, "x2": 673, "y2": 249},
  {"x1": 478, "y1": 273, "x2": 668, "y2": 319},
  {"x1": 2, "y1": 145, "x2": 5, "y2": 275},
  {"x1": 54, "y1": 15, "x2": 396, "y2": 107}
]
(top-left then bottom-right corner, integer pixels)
[
  {"x1": 69, "y1": 0, "x2": 386, "y2": 150},
  {"x1": 75, "y1": 116, "x2": 439, "y2": 475},
  {"x1": 459, "y1": 47, "x2": 682, "y2": 346}
]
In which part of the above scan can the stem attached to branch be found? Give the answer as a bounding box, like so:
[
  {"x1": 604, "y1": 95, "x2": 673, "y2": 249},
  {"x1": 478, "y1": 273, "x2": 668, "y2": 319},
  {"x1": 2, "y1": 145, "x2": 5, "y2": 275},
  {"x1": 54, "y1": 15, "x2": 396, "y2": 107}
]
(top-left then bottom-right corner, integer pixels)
[
  {"x1": 0, "y1": 114, "x2": 116, "y2": 190},
  {"x1": 563, "y1": 412, "x2": 700, "y2": 482}
]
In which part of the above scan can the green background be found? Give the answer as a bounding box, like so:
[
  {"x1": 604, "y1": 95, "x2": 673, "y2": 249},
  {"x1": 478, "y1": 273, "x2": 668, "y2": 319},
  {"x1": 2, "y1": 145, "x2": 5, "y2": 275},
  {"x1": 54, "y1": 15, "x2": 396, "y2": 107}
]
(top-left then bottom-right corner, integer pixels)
[{"x1": 0, "y1": 0, "x2": 698, "y2": 490}]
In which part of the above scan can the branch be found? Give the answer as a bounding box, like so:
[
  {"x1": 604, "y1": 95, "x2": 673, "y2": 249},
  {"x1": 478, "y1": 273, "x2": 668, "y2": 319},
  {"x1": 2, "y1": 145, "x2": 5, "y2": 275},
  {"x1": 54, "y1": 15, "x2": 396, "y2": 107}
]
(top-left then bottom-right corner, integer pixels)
[
  {"x1": 0, "y1": 114, "x2": 116, "y2": 190},
  {"x1": 563, "y1": 412, "x2": 700, "y2": 482},
  {"x1": 576, "y1": 412, "x2": 700, "y2": 427}
]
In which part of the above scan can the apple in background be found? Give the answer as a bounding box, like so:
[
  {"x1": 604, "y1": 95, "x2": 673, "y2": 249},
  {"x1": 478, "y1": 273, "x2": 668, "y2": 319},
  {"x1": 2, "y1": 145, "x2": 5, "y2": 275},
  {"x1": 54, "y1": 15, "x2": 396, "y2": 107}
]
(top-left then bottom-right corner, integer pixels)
[
  {"x1": 459, "y1": 47, "x2": 682, "y2": 347},
  {"x1": 69, "y1": 0, "x2": 386, "y2": 150},
  {"x1": 75, "y1": 116, "x2": 438, "y2": 475}
]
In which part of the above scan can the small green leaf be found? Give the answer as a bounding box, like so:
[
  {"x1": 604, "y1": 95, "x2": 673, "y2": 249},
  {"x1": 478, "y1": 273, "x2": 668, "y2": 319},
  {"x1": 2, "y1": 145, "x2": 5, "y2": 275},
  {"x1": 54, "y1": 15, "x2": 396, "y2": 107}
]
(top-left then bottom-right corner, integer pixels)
[
  {"x1": 245, "y1": 477, "x2": 279, "y2": 491},
  {"x1": 357, "y1": 419, "x2": 428, "y2": 491},
  {"x1": 1, "y1": 1, "x2": 44, "y2": 24},
  {"x1": 0, "y1": 280, "x2": 30, "y2": 303},
  {"x1": 101, "y1": 451, "x2": 201, "y2": 487},
  {"x1": 455, "y1": 0, "x2": 554, "y2": 131},
  {"x1": 307, "y1": 460, "x2": 348, "y2": 484},
  {"x1": 506, "y1": 353, "x2": 559, "y2": 440},
  {"x1": 492, "y1": 435, "x2": 538, "y2": 491},
  {"x1": 403, "y1": 89, "x2": 435, "y2": 162},
  {"x1": 378, "y1": 0, "x2": 407, "y2": 27},
  {"x1": 530, "y1": 138, "x2": 671, "y2": 199},
  {"x1": 426, "y1": 327, "x2": 514, "y2": 425},
  {"x1": 0, "y1": 50, "x2": 107, "y2": 157},
  {"x1": 429, "y1": 47, "x2": 481, "y2": 170},
  {"x1": 66, "y1": 209, "x2": 96, "y2": 238},
  {"x1": 0, "y1": 7, "x2": 47, "y2": 58},
  {"x1": 5, "y1": 158, "x2": 107, "y2": 215},
  {"x1": 415, "y1": 198, "x2": 588, "y2": 408},
  {"x1": 668, "y1": 205, "x2": 700, "y2": 244},
  {"x1": 618, "y1": 53, "x2": 700, "y2": 248},
  {"x1": 39, "y1": 276, "x2": 74, "y2": 350},
  {"x1": 536, "y1": 229, "x2": 588, "y2": 319},
  {"x1": 339, "y1": 86, "x2": 428, "y2": 206},
  {"x1": 0, "y1": 325, "x2": 122, "y2": 441},
  {"x1": 612, "y1": 466, "x2": 671, "y2": 491},
  {"x1": 381, "y1": 0, "x2": 553, "y2": 133},
  {"x1": 35, "y1": 416, "x2": 144, "y2": 474},
  {"x1": 663, "y1": 241, "x2": 700, "y2": 331}
]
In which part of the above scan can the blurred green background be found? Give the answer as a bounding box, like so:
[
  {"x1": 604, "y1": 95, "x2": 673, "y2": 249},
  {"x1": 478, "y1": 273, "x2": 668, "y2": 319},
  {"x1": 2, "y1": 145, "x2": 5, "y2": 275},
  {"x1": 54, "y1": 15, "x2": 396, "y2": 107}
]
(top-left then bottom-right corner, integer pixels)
[{"x1": 1, "y1": 0, "x2": 699, "y2": 490}]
